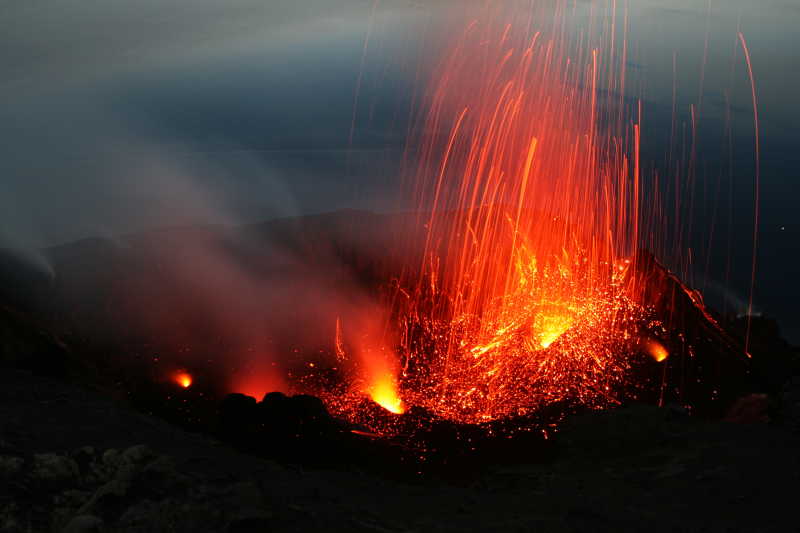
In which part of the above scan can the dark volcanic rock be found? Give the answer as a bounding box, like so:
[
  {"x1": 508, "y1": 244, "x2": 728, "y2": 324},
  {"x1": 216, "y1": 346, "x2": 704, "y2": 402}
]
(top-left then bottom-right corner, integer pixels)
[
  {"x1": 218, "y1": 391, "x2": 346, "y2": 464},
  {"x1": 782, "y1": 376, "x2": 800, "y2": 432},
  {"x1": 559, "y1": 404, "x2": 695, "y2": 459},
  {"x1": 30, "y1": 453, "x2": 80, "y2": 490},
  {"x1": 259, "y1": 392, "x2": 336, "y2": 437},
  {"x1": 225, "y1": 512, "x2": 273, "y2": 533},
  {"x1": 0, "y1": 367, "x2": 799, "y2": 532},
  {"x1": 61, "y1": 514, "x2": 103, "y2": 533},
  {"x1": 218, "y1": 393, "x2": 259, "y2": 443},
  {"x1": 724, "y1": 393, "x2": 770, "y2": 423}
]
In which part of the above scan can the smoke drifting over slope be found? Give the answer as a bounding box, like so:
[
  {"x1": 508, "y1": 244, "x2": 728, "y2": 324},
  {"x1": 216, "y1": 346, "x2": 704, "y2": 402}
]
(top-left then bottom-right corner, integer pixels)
[{"x1": 35, "y1": 209, "x2": 418, "y2": 403}]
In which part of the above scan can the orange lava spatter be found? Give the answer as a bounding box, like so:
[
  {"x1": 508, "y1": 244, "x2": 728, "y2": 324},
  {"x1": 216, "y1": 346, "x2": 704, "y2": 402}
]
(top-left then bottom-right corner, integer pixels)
[
  {"x1": 174, "y1": 371, "x2": 192, "y2": 389},
  {"x1": 327, "y1": 2, "x2": 665, "y2": 430}
]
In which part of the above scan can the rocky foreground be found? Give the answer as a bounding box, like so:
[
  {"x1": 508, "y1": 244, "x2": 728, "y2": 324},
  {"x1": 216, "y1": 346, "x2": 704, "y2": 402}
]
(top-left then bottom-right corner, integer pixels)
[{"x1": 1, "y1": 367, "x2": 799, "y2": 533}]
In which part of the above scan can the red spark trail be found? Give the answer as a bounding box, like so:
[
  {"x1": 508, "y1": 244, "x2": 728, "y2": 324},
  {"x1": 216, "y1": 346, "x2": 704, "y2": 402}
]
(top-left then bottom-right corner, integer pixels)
[{"x1": 738, "y1": 32, "x2": 760, "y2": 356}]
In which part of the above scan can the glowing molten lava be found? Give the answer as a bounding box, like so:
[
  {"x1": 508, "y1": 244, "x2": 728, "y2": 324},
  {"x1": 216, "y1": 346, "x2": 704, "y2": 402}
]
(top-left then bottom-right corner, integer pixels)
[
  {"x1": 370, "y1": 376, "x2": 405, "y2": 414},
  {"x1": 174, "y1": 371, "x2": 192, "y2": 389},
  {"x1": 322, "y1": 2, "x2": 698, "y2": 430},
  {"x1": 373, "y1": 3, "x2": 654, "y2": 425},
  {"x1": 645, "y1": 340, "x2": 669, "y2": 363},
  {"x1": 532, "y1": 304, "x2": 574, "y2": 349},
  {"x1": 332, "y1": 315, "x2": 405, "y2": 415}
]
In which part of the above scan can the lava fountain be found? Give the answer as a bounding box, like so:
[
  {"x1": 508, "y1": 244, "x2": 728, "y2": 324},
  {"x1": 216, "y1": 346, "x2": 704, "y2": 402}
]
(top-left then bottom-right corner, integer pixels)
[
  {"x1": 307, "y1": 1, "x2": 754, "y2": 434},
  {"x1": 329, "y1": 1, "x2": 662, "y2": 427},
  {"x1": 173, "y1": 371, "x2": 193, "y2": 389},
  {"x1": 392, "y1": 4, "x2": 653, "y2": 424}
]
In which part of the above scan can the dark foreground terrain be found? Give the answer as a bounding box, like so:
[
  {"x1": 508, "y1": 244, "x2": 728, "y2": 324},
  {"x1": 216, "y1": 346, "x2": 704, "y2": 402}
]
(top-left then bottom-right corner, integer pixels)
[{"x1": 1, "y1": 366, "x2": 799, "y2": 533}]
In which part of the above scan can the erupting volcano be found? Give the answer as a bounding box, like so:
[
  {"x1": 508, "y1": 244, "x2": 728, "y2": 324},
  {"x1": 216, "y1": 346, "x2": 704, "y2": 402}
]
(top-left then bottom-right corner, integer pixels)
[
  {"x1": 5, "y1": 2, "x2": 798, "y2": 530},
  {"x1": 389, "y1": 6, "x2": 649, "y2": 423},
  {"x1": 301, "y1": 0, "x2": 769, "y2": 438},
  {"x1": 310, "y1": 2, "x2": 752, "y2": 434}
]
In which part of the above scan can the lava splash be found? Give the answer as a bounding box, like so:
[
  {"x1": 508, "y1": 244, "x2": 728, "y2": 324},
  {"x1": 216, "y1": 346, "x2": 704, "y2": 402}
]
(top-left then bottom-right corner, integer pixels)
[{"x1": 324, "y1": 2, "x2": 663, "y2": 429}]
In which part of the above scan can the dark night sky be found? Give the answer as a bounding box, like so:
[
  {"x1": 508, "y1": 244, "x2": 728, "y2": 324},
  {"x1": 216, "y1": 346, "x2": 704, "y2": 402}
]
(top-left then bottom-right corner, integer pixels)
[{"x1": 0, "y1": 0, "x2": 797, "y2": 340}]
